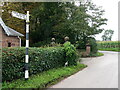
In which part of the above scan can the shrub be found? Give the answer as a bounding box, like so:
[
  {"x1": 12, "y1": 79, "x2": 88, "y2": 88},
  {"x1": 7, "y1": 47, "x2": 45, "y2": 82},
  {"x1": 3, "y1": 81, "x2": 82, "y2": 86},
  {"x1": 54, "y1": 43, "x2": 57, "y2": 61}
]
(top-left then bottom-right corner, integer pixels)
[
  {"x1": 31, "y1": 41, "x2": 63, "y2": 48},
  {"x1": 31, "y1": 40, "x2": 50, "y2": 47},
  {"x1": 63, "y1": 42, "x2": 78, "y2": 66},
  {"x1": 88, "y1": 37, "x2": 98, "y2": 54},
  {"x1": 75, "y1": 37, "x2": 98, "y2": 55},
  {"x1": 3, "y1": 64, "x2": 87, "y2": 88},
  {"x1": 2, "y1": 47, "x2": 66, "y2": 82},
  {"x1": 75, "y1": 40, "x2": 86, "y2": 49}
]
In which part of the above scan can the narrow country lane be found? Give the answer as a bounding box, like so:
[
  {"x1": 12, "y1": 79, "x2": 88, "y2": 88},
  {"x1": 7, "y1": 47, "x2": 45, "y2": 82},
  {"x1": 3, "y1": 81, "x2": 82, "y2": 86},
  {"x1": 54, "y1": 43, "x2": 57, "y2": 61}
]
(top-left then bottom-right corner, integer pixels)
[{"x1": 51, "y1": 51, "x2": 118, "y2": 88}]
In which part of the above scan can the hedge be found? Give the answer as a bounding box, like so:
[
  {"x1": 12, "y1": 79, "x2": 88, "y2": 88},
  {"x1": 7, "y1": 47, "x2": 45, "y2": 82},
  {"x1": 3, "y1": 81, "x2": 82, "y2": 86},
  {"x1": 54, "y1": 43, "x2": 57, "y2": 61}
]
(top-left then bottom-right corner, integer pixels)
[
  {"x1": 2, "y1": 47, "x2": 66, "y2": 82},
  {"x1": 3, "y1": 64, "x2": 87, "y2": 88}
]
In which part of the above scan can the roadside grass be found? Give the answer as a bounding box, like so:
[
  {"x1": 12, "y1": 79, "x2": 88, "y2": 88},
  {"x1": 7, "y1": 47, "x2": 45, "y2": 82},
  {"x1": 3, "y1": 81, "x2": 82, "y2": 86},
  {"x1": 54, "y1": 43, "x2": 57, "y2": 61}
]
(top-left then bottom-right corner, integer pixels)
[
  {"x1": 77, "y1": 49, "x2": 104, "y2": 58},
  {"x1": 2, "y1": 63, "x2": 87, "y2": 89},
  {"x1": 88, "y1": 52, "x2": 104, "y2": 57},
  {"x1": 99, "y1": 48, "x2": 120, "y2": 52}
]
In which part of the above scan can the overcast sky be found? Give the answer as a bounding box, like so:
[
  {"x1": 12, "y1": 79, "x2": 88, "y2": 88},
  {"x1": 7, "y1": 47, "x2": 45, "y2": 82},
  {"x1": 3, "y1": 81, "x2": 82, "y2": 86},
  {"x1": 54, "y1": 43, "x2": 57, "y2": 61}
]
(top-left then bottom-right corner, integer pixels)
[{"x1": 92, "y1": 0, "x2": 119, "y2": 41}]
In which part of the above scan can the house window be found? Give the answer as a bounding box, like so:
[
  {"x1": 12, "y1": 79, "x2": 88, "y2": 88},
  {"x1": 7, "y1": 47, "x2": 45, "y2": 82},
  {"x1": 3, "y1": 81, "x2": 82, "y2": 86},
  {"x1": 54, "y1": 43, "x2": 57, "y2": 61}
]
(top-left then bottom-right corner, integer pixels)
[{"x1": 8, "y1": 42, "x2": 11, "y2": 47}]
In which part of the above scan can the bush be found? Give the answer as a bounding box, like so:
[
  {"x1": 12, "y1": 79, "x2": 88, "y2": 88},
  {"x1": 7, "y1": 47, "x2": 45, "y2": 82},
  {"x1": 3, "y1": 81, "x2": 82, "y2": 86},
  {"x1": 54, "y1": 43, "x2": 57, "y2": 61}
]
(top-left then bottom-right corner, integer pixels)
[
  {"x1": 31, "y1": 40, "x2": 50, "y2": 47},
  {"x1": 3, "y1": 64, "x2": 87, "y2": 88},
  {"x1": 75, "y1": 40, "x2": 86, "y2": 49},
  {"x1": 75, "y1": 37, "x2": 98, "y2": 55},
  {"x1": 2, "y1": 47, "x2": 66, "y2": 82},
  {"x1": 31, "y1": 41, "x2": 63, "y2": 48},
  {"x1": 63, "y1": 42, "x2": 78, "y2": 66},
  {"x1": 88, "y1": 37, "x2": 98, "y2": 54},
  {"x1": 87, "y1": 52, "x2": 104, "y2": 57}
]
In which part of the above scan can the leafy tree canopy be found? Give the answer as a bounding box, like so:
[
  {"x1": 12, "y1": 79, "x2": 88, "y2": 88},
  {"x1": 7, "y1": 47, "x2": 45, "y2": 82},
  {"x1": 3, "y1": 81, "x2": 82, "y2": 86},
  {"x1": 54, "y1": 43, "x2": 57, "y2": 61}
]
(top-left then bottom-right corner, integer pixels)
[
  {"x1": 2, "y1": 2, "x2": 107, "y2": 46},
  {"x1": 102, "y1": 29, "x2": 114, "y2": 41}
]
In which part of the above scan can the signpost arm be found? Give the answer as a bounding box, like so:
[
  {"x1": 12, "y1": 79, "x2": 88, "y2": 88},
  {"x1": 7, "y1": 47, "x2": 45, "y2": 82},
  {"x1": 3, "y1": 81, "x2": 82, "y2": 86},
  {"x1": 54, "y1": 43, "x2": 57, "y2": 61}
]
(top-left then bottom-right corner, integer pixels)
[{"x1": 25, "y1": 11, "x2": 29, "y2": 80}]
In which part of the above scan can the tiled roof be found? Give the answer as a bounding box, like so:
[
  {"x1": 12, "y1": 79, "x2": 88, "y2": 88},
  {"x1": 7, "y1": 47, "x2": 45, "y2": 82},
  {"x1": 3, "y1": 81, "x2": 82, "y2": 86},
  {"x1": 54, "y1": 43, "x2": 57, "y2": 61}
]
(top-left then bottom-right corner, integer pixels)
[{"x1": 0, "y1": 17, "x2": 24, "y2": 37}]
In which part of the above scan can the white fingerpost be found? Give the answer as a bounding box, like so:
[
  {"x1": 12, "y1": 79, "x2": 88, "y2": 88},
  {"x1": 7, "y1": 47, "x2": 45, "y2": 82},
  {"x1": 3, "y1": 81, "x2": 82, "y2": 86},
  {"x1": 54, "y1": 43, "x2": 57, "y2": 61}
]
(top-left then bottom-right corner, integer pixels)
[
  {"x1": 11, "y1": 11, "x2": 30, "y2": 80},
  {"x1": 25, "y1": 11, "x2": 29, "y2": 80}
]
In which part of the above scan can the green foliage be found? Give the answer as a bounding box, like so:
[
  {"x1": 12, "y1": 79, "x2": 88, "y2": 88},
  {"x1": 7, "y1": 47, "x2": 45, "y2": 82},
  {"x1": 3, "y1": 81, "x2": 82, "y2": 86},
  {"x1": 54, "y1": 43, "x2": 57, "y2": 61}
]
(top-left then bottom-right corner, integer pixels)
[
  {"x1": 99, "y1": 48, "x2": 120, "y2": 52},
  {"x1": 2, "y1": 2, "x2": 39, "y2": 45},
  {"x1": 88, "y1": 37, "x2": 98, "y2": 54},
  {"x1": 75, "y1": 37, "x2": 98, "y2": 54},
  {"x1": 3, "y1": 63, "x2": 87, "y2": 88},
  {"x1": 97, "y1": 41, "x2": 120, "y2": 52},
  {"x1": 31, "y1": 39, "x2": 51, "y2": 47},
  {"x1": 63, "y1": 42, "x2": 77, "y2": 66},
  {"x1": 101, "y1": 29, "x2": 114, "y2": 41},
  {"x1": 97, "y1": 41, "x2": 120, "y2": 49},
  {"x1": 31, "y1": 2, "x2": 66, "y2": 43},
  {"x1": 30, "y1": 2, "x2": 107, "y2": 45},
  {"x1": 2, "y1": 47, "x2": 66, "y2": 82},
  {"x1": 31, "y1": 40, "x2": 63, "y2": 47},
  {"x1": 2, "y1": 2, "x2": 107, "y2": 46},
  {"x1": 88, "y1": 52, "x2": 104, "y2": 57},
  {"x1": 75, "y1": 40, "x2": 86, "y2": 49}
]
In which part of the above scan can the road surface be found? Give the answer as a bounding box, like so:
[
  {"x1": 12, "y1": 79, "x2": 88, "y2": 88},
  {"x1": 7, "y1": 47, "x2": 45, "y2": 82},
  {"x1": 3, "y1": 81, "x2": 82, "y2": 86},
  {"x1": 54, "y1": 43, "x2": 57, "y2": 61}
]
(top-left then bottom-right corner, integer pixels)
[{"x1": 51, "y1": 51, "x2": 118, "y2": 88}]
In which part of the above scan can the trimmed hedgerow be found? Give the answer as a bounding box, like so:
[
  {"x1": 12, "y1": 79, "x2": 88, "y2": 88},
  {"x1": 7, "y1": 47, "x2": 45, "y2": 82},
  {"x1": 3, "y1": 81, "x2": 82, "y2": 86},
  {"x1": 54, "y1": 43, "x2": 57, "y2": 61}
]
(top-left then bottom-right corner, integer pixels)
[{"x1": 2, "y1": 47, "x2": 66, "y2": 82}]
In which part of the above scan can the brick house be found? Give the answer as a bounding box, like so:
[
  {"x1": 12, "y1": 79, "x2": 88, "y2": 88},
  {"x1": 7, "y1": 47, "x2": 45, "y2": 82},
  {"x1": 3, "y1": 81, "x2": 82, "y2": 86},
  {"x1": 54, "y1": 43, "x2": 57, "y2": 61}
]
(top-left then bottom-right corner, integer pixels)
[{"x1": 0, "y1": 17, "x2": 24, "y2": 47}]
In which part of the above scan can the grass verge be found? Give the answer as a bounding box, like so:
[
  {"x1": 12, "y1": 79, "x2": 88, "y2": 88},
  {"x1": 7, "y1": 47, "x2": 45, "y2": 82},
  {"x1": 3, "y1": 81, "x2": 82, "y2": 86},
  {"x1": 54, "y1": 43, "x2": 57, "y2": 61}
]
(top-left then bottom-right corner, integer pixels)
[
  {"x1": 77, "y1": 49, "x2": 104, "y2": 58},
  {"x1": 88, "y1": 52, "x2": 104, "y2": 57},
  {"x1": 99, "y1": 48, "x2": 120, "y2": 52},
  {"x1": 80, "y1": 52, "x2": 104, "y2": 58},
  {"x1": 2, "y1": 63, "x2": 87, "y2": 89}
]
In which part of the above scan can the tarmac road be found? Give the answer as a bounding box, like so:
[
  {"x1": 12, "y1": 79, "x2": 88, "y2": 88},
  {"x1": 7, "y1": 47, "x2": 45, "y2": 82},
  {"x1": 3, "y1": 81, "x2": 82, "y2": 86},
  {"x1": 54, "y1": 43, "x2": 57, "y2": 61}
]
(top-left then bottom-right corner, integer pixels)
[{"x1": 51, "y1": 51, "x2": 118, "y2": 88}]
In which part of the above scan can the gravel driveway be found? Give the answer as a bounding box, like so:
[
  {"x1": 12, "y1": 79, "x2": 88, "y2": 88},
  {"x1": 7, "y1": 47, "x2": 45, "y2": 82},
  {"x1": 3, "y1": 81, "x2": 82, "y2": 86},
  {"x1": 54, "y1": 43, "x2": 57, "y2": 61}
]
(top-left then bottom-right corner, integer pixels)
[{"x1": 51, "y1": 51, "x2": 118, "y2": 88}]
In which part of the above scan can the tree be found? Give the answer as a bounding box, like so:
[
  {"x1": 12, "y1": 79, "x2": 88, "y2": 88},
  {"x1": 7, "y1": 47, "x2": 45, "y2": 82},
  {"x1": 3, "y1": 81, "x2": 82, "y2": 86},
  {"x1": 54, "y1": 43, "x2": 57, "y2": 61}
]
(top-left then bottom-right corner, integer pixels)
[
  {"x1": 61, "y1": 2, "x2": 107, "y2": 48},
  {"x1": 102, "y1": 29, "x2": 114, "y2": 41},
  {"x1": 2, "y1": 2, "x2": 107, "y2": 47},
  {"x1": 55, "y1": 2, "x2": 107, "y2": 43},
  {"x1": 2, "y1": 2, "x2": 39, "y2": 45},
  {"x1": 30, "y1": 2, "x2": 66, "y2": 43}
]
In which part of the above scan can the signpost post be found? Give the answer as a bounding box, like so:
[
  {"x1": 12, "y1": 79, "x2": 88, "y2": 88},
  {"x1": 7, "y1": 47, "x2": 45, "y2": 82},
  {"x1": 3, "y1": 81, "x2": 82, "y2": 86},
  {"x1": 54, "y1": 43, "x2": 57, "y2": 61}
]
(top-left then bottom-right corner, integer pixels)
[
  {"x1": 11, "y1": 11, "x2": 30, "y2": 80},
  {"x1": 25, "y1": 11, "x2": 29, "y2": 80}
]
